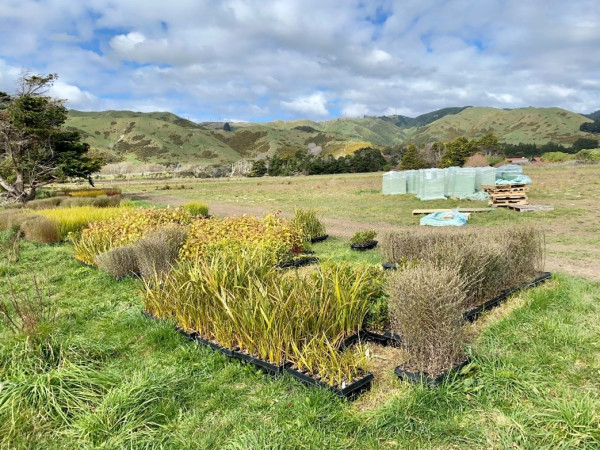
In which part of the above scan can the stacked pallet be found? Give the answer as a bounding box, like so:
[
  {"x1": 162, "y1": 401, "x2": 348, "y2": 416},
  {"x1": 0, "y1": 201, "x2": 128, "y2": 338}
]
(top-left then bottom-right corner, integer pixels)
[{"x1": 481, "y1": 184, "x2": 529, "y2": 207}]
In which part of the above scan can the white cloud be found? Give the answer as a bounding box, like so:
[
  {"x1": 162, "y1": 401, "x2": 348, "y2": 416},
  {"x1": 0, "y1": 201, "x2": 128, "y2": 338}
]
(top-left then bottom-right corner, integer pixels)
[
  {"x1": 49, "y1": 81, "x2": 98, "y2": 109},
  {"x1": 281, "y1": 92, "x2": 329, "y2": 116},
  {"x1": 0, "y1": 0, "x2": 598, "y2": 120}
]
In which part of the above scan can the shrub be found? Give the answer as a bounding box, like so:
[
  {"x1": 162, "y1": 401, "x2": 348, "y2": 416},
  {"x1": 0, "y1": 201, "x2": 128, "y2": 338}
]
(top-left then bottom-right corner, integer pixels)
[
  {"x1": 92, "y1": 195, "x2": 121, "y2": 208},
  {"x1": 0, "y1": 210, "x2": 28, "y2": 232},
  {"x1": 291, "y1": 208, "x2": 326, "y2": 240},
  {"x1": 73, "y1": 208, "x2": 192, "y2": 265},
  {"x1": 541, "y1": 151, "x2": 574, "y2": 163},
  {"x1": 19, "y1": 216, "x2": 60, "y2": 243},
  {"x1": 575, "y1": 149, "x2": 600, "y2": 162},
  {"x1": 381, "y1": 226, "x2": 545, "y2": 307},
  {"x1": 183, "y1": 202, "x2": 209, "y2": 217},
  {"x1": 388, "y1": 262, "x2": 468, "y2": 376},
  {"x1": 350, "y1": 229, "x2": 377, "y2": 245},
  {"x1": 66, "y1": 188, "x2": 122, "y2": 197},
  {"x1": 26, "y1": 197, "x2": 66, "y2": 210},
  {"x1": 59, "y1": 197, "x2": 95, "y2": 208},
  {"x1": 95, "y1": 246, "x2": 139, "y2": 278},
  {"x1": 133, "y1": 225, "x2": 188, "y2": 279},
  {"x1": 180, "y1": 214, "x2": 304, "y2": 264}
]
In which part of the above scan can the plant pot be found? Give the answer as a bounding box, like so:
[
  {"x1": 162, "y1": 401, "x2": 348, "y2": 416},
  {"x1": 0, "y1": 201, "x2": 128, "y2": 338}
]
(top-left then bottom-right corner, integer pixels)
[
  {"x1": 284, "y1": 365, "x2": 374, "y2": 400},
  {"x1": 382, "y1": 262, "x2": 397, "y2": 270},
  {"x1": 463, "y1": 271, "x2": 551, "y2": 322},
  {"x1": 394, "y1": 357, "x2": 471, "y2": 385},
  {"x1": 231, "y1": 349, "x2": 286, "y2": 375},
  {"x1": 277, "y1": 256, "x2": 319, "y2": 269},
  {"x1": 350, "y1": 240, "x2": 378, "y2": 251},
  {"x1": 310, "y1": 234, "x2": 329, "y2": 243}
]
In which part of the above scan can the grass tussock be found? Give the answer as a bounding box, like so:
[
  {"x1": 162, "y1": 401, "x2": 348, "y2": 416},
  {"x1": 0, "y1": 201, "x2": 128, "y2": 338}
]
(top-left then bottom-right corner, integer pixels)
[
  {"x1": 26, "y1": 197, "x2": 68, "y2": 210},
  {"x1": 291, "y1": 207, "x2": 326, "y2": 240},
  {"x1": 388, "y1": 262, "x2": 468, "y2": 376},
  {"x1": 34, "y1": 206, "x2": 127, "y2": 239},
  {"x1": 19, "y1": 216, "x2": 60, "y2": 244},
  {"x1": 95, "y1": 246, "x2": 140, "y2": 279},
  {"x1": 182, "y1": 201, "x2": 209, "y2": 217},
  {"x1": 381, "y1": 226, "x2": 545, "y2": 307},
  {"x1": 0, "y1": 210, "x2": 28, "y2": 232},
  {"x1": 133, "y1": 225, "x2": 188, "y2": 279}
]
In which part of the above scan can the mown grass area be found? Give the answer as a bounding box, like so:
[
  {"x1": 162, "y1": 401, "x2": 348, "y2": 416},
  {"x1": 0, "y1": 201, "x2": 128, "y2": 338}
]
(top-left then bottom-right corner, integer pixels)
[{"x1": 1, "y1": 233, "x2": 599, "y2": 448}]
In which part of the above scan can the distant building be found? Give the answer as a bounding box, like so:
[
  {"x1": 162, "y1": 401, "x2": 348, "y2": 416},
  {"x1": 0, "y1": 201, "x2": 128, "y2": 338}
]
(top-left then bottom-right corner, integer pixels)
[{"x1": 505, "y1": 157, "x2": 529, "y2": 164}]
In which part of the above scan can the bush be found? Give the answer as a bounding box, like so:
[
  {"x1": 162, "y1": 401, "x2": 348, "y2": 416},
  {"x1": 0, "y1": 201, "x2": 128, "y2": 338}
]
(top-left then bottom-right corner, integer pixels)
[
  {"x1": 541, "y1": 151, "x2": 574, "y2": 163},
  {"x1": 134, "y1": 225, "x2": 188, "y2": 279},
  {"x1": 0, "y1": 210, "x2": 27, "y2": 232},
  {"x1": 350, "y1": 229, "x2": 377, "y2": 245},
  {"x1": 26, "y1": 197, "x2": 65, "y2": 210},
  {"x1": 95, "y1": 246, "x2": 139, "y2": 278},
  {"x1": 180, "y1": 214, "x2": 304, "y2": 264},
  {"x1": 19, "y1": 216, "x2": 60, "y2": 243},
  {"x1": 381, "y1": 226, "x2": 545, "y2": 307},
  {"x1": 388, "y1": 262, "x2": 468, "y2": 376},
  {"x1": 73, "y1": 207, "x2": 192, "y2": 265},
  {"x1": 59, "y1": 197, "x2": 95, "y2": 208},
  {"x1": 183, "y1": 202, "x2": 209, "y2": 217},
  {"x1": 575, "y1": 149, "x2": 600, "y2": 162}
]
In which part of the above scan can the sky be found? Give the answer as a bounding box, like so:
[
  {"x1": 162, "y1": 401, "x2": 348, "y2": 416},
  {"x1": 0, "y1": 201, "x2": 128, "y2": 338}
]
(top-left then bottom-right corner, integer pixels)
[{"x1": 0, "y1": 0, "x2": 598, "y2": 123}]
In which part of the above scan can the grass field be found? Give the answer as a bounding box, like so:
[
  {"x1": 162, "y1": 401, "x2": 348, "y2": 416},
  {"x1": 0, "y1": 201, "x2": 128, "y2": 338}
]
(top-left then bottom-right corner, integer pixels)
[
  {"x1": 2, "y1": 163, "x2": 599, "y2": 448},
  {"x1": 92, "y1": 163, "x2": 600, "y2": 280},
  {"x1": 1, "y1": 234, "x2": 599, "y2": 448}
]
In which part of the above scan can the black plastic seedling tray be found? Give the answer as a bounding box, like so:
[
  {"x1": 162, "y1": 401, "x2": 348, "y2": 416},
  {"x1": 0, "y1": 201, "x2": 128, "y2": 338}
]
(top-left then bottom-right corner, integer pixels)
[
  {"x1": 277, "y1": 256, "x2": 319, "y2": 269},
  {"x1": 340, "y1": 329, "x2": 401, "y2": 350},
  {"x1": 350, "y1": 240, "x2": 378, "y2": 251},
  {"x1": 394, "y1": 358, "x2": 471, "y2": 385},
  {"x1": 231, "y1": 350, "x2": 287, "y2": 375},
  {"x1": 284, "y1": 365, "x2": 374, "y2": 400},
  {"x1": 463, "y1": 272, "x2": 551, "y2": 321},
  {"x1": 382, "y1": 262, "x2": 397, "y2": 270},
  {"x1": 310, "y1": 234, "x2": 329, "y2": 243}
]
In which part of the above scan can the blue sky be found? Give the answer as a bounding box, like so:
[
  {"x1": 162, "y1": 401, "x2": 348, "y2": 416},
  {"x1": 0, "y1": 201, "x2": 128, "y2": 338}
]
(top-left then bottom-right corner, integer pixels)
[{"x1": 0, "y1": 0, "x2": 598, "y2": 122}]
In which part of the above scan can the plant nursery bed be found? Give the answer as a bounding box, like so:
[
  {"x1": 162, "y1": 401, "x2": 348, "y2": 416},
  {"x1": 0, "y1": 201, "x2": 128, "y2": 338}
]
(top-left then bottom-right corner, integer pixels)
[
  {"x1": 231, "y1": 349, "x2": 286, "y2": 375},
  {"x1": 310, "y1": 234, "x2": 329, "y2": 243},
  {"x1": 350, "y1": 240, "x2": 378, "y2": 251},
  {"x1": 394, "y1": 357, "x2": 471, "y2": 385},
  {"x1": 463, "y1": 271, "x2": 552, "y2": 321},
  {"x1": 277, "y1": 256, "x2": 319, "y2": 269},
  {"x1": 284, "y1": 365, "x2": 374, "y2": 400}
]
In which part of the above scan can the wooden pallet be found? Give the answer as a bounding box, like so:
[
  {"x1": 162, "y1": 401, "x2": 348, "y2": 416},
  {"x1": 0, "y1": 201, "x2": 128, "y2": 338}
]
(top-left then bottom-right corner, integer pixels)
[
  {"x1": 481, "y1": 184, "x2": 528, "y2": 191},
  {"x1": 490, "y1": 198, "x2": 529, "y2": 206},
  {"x1": 508, "y1": 204, "x2": 554, "y2": 212}
]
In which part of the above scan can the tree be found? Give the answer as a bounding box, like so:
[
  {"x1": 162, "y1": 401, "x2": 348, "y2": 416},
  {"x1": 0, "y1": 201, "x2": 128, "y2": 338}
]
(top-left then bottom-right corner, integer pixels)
[
  {"x1": 440, "y1": 137, "x2": 477, "y2": 168},
  {"x1": 400, "y1": 144, "x2": 429, "y2": 170},
  {"x1": 0, "y1": 74, "x2": 102, "y2": 202},
  {"x1": 247, "y1": 158, "x2": 267, "y2": 177},
  {"x1": 572, "y1": 137, "x2": 599, "y2": 151},
  {"x1": 223, "y1": 122, "x2": 232, "y2": 132}
]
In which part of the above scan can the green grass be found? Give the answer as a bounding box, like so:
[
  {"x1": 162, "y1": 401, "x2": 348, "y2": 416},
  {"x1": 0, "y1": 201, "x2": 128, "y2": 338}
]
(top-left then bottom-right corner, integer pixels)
[{"x1": 1, "y1": 233, "x2": 599, "y2": 448}]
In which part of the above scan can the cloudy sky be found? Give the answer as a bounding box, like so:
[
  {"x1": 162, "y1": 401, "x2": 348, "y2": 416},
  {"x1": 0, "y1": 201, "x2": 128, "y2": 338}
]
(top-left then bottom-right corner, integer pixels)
[{"x1": 0, "y1": 0, "x2": 598, "y2": 122}]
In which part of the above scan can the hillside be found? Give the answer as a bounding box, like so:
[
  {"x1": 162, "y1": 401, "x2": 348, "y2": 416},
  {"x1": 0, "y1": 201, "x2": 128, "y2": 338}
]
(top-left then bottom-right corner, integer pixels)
[
  {"x1": 66, "y1": 106, "x2": 594, "y2": 166},
  {"x1": 407, "y1": 107, "x2": 593, "y2": 145}
]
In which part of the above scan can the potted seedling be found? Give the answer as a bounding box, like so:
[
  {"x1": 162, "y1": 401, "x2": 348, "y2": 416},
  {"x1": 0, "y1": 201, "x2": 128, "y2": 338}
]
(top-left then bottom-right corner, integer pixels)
[{"x1": 349, "y1": 230, "x2": 378, "y2": 251}]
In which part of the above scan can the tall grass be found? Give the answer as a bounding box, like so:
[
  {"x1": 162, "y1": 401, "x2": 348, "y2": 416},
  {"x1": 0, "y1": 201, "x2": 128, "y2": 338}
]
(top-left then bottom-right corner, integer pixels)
[
  {"x1": 291, "y1": 207, "x2": 326, "y2": 240},
  {"x1": 133, "y1": 225, "x2": 187, "y2": 279},
  {"x1": 19, "y1": 216, "x2": 61, "y2": 243},
  {"x1": 143, "y1": 247, "x2": 382, "y2": 385},
  {"x1": 34, "y1": 206, "x2": 127, "y2": 239}
]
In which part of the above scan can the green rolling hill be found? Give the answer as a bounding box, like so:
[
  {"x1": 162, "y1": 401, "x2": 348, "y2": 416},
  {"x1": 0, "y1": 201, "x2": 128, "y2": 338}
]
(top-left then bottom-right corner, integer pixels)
[{"x1": 66, "y1": 106, "x2": 595, "y2": 166}]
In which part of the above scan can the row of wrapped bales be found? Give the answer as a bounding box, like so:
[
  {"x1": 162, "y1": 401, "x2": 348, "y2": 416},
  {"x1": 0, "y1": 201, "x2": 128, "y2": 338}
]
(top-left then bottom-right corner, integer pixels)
[{"x1": 382, "y1": 167, "x2": 498, "y2": 199}]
